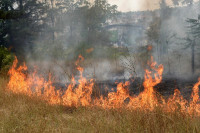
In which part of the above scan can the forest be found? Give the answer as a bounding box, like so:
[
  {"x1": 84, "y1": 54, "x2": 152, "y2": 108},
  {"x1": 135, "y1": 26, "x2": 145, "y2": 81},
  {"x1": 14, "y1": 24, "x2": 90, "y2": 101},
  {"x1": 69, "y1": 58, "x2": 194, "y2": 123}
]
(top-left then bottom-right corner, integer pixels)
[{"x1": 0, "y1": 0, "x2": 200, "y2": 79}]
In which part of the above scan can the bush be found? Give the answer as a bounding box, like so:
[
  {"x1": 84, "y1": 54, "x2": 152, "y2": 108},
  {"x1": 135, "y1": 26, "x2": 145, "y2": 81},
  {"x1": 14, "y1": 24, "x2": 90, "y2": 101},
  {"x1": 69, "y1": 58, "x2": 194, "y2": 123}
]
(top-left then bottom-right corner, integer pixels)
[{"x1": 0, "y1": 46, "x2": 14, "y2": 75}]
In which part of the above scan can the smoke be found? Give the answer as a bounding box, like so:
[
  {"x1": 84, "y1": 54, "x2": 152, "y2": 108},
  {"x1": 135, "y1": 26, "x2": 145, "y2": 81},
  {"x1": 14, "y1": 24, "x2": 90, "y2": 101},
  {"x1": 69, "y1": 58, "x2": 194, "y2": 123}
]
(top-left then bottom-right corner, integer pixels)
[
  {"x1": 108, "y1": 0, "x2": 175, "y2": 11},
  {"x1": 109, "y1": 0, "x2": 200, "y2": 79},
  {"x1": 158, "y1": 2, "x2": 200, "y2": 78},
  {"x1": 143, "y1": 1, "x2": 200, "y2": 79},
  {"x1": 24, "y1": 0, "x2": 200, "y2": 84}
]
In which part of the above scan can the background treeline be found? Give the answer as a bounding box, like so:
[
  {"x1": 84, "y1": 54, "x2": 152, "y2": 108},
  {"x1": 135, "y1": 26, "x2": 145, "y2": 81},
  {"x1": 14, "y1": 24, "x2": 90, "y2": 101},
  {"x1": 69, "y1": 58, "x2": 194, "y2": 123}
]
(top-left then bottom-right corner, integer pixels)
[
  {"x1": 0, "y1": 0, "x2": 118, "y2": 58},
  {"x1": 1, "y1": 0, "x2": 200, "y2": 78}
]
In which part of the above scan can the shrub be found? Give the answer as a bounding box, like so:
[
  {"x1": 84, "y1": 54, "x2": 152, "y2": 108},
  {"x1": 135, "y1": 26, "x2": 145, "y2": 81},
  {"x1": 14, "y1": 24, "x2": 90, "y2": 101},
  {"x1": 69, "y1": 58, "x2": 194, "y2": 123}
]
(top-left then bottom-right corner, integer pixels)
[{"x1": 0, "y1": 46, "x2": 14, "y2": 75}]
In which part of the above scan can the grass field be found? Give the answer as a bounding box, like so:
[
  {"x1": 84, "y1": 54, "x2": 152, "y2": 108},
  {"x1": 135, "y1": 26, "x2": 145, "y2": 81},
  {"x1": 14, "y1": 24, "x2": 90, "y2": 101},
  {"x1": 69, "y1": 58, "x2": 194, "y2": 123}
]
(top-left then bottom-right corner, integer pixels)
[{"x1": 0, "y1": 77, "x2": 200, "y2": 133}]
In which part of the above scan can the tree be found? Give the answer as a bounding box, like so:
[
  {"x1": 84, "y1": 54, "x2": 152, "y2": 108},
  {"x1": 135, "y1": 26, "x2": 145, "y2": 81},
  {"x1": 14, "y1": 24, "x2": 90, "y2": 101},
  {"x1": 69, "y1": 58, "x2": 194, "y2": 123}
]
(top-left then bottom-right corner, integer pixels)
[
  {"x1": 0, "y1": 0, "x2": 118, "y2": 60},
  {"x1": 146, "y1": 15, "x2": 161, "y2": 55},
  {"x1": 185, "y1": 16, "x2": 200, "y2": 74},
  {"x1": 85, "y1": 0, "x2": 118, "y2": 44},
  {"x1": 61, "y1": 0, "x2": 118, "y2": 45},
  {"x1": 146, "y1": 0, "x2": 173, "y2": 61},
  {"x1": 0, "y1": 0, "x2": 48, "y2": 57}
]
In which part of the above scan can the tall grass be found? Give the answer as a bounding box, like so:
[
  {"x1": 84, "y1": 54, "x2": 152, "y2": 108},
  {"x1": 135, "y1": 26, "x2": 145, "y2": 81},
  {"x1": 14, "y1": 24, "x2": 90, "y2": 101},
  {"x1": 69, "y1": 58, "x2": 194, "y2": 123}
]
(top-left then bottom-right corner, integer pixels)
[{"x1": 0, "y1": 77, "x2": 200, "y2": 133}]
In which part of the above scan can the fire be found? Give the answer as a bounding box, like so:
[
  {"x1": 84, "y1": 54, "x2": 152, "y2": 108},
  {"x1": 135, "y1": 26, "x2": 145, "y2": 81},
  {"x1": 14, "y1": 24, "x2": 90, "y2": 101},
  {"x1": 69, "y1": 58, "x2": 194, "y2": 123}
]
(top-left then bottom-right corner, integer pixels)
[
  {"x1": 86, "y1": 48, "x2": 94, "y2": 53},
  {"x1": 6, "y1": 55, "x2": 200, "y2": 115},
  {"x1": 62, "y1": 55, "x2": 94, "y2": 107},
  {"x1": 147, "y1": 45, "x2": 153, "y2": 51},
  {"x1": 167, "y1": 89, "x2": 187, "y2": 113},
  {"x1": 8, "y1": 57, "x2": 30, "y2": 95},
  {"x1": 189, "y1": 78, "x2": 200, "y2": 114},
  {"x1": 8, "y1": 57, "x2": 61, "y2": 104},
  {"x1": 138, "y1": 56, "x2": 164, "y2": 108},
  {"x1": 95, "y1": 81, "x2": 130, "y2": 109}
]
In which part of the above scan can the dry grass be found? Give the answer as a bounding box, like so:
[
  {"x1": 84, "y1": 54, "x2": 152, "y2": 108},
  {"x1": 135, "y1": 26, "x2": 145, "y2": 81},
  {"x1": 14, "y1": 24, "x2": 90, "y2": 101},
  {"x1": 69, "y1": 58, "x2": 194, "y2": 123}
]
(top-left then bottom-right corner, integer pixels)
[{"x1": 0, "y1": 77, "x2": 200, "y2": 133}]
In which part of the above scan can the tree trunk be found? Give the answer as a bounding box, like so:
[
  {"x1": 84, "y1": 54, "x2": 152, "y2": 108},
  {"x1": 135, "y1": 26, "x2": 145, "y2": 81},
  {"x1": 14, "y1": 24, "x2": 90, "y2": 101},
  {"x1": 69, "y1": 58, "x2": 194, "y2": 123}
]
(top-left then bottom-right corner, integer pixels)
[
  {"x1": 19, "y1": 0, "x2": 23, "y2": 10},
  {"x1": 156, "y1": 41, "x2": 160, "y2": 62},
  {"x1": 191, "y1": 41, "x2": 195, "y2": 74},
  {"x1": 50, "y1": 0, "x2": 55, "y2": 42}
]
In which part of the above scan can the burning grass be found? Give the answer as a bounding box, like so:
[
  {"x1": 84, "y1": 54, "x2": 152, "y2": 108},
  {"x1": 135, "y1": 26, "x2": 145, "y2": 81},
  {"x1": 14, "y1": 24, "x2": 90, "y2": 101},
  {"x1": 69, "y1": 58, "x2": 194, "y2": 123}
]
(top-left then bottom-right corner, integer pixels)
[
  {"x1": 6, "y1": 56, "x2": 200, "y2": 113},
  {"x1": 0, "y1": 81, "x2": 200, "y2": 132},
  {"x1": 1, "y1": 55, "x2": 200, "y2": 132}
]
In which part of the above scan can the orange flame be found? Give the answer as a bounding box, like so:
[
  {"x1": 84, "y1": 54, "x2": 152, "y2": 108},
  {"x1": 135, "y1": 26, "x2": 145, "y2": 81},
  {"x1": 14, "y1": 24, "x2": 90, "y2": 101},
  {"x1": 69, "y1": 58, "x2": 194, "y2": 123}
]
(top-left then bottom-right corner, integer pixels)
[
  {"x1": 189, "y1": 78, "x2": 200, "y2": 114},
  {"x1": 6, "y1": 56, "x2": 200, "y2": 115},
  {"x1": 86, "y1": 48, "x2": 94, "y2": 53},
  {"x1": 140, "y1": 56, "x2": 164, "y2": 108}
]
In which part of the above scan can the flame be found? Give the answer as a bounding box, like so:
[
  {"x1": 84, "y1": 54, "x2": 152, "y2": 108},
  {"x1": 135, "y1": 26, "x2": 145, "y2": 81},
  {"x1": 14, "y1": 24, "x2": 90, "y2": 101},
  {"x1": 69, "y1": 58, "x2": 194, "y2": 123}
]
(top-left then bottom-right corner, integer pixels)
[
  {"x1": 6, "y1": 56, "x2": 200, "y2": 116},
  {"x1": 86, "y1": 48, "x2": 94, "y2": 53},
  {"x1": 7, "y1": 57, "x2": 61, "y2": 105},
  {"x1": 139, "y1": 56, "x2": 164, "y2": 109},
  {"x1": 167, "y1": 89, "x2": 187, "y2": 113},
  {"x1": 8, "y1": 57, "x2": 30, "y2": 95},
  {"x1": 147, "y1": 45, "x2": 153, "y2": 51},
  {"x1": 189, "y1": 78, "x2": 200, "y2": 114}
]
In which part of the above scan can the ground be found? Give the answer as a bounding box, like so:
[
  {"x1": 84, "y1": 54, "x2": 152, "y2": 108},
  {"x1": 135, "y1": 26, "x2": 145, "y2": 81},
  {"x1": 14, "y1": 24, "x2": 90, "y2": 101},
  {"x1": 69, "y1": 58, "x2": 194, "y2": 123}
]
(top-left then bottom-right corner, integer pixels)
[{"x1": 0, "y1": 77, "x2": 200, "y2": 133}]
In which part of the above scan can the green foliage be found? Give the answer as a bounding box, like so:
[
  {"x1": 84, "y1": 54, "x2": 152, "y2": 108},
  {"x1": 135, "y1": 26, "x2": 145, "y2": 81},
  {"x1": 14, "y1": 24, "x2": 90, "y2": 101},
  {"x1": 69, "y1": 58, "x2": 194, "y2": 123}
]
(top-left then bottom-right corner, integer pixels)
[
  {"x1": 146, "y1": 16, "x2": 161, "y2": 43},
  {"x1": 186, "y1": 17, "x2": 200, "y2": 37},
  {"x1": 73, "y1": 42, "x2": 93, "y2": 59},
  {"x1": 0, "y1": 0, "x2": 118, "y2": 57},
  {"x1": 62, "y1": 0, "x2": 118, "y2": 45},
  {"x1": 137, "y1": 45, "x2": 152, "y2": 69},
  {"x1": 0, "y1": 0, "x2": 48, "y2": 55},
  {"x1": 109, "y1": 30, "x2": 118, "y2": 42},
  {"x1": 68, "y1": 42, "x2": 127, "y2": 60},
  {"x1": 0, "y1": 45, "x2": 14, "y2": 74}
]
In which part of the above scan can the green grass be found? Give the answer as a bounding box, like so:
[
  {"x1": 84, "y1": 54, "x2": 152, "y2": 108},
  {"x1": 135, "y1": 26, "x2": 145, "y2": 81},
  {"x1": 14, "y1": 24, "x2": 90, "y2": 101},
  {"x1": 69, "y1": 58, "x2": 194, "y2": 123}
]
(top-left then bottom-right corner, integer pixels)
[{"x1": 0, "y1": 77, "x2": 200, "y2": 133}]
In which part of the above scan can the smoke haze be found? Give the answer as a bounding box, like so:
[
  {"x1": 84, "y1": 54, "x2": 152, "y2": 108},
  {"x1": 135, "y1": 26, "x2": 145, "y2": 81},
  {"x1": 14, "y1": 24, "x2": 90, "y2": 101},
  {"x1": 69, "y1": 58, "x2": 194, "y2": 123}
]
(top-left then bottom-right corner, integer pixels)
[{"x1": 23, "y1": 0, "x2": 200, "y2": 83}]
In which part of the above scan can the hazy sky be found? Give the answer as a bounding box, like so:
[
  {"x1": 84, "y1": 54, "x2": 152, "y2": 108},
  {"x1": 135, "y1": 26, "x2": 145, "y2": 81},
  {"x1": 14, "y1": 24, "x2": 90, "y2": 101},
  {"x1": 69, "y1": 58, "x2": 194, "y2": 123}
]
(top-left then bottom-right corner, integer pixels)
[{"x1": 107, "y1": 0, "x2": 173, "y2": 12}]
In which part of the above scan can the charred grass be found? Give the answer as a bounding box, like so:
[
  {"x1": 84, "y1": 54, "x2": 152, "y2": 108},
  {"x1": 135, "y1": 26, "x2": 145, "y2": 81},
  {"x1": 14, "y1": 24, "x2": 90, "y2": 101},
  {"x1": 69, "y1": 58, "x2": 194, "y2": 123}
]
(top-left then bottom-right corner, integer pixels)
[{"x1": 0, "y1": 78, "x2": 200, "y2": 133}]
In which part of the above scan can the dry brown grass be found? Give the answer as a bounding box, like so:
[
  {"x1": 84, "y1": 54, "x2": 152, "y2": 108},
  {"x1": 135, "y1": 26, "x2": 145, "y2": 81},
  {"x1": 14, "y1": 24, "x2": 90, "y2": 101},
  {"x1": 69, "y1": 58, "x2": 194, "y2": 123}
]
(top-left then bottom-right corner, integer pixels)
[{"x1": 0, "y1": 77, "x2": 200, "y2": 133}]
